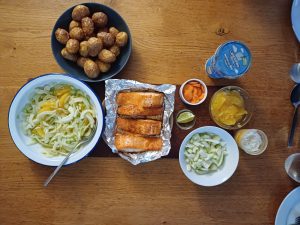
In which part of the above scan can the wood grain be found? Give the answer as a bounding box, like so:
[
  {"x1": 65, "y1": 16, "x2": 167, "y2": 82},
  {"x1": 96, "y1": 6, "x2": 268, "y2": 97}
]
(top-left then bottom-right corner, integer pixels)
[{"x1": 1, "y1": 0, "x2": 300, "y2": 225}]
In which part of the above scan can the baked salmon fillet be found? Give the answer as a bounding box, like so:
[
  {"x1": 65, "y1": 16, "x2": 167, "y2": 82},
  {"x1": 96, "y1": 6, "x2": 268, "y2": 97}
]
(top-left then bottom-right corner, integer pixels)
[
  {"x1": 116, "y1": 117, "x2": 162, "y2": 136},
  {"x1": 116, "y1": 92, "x2": 164, "y2": 108},
  {"x1": 115, "y1": 133, "x2": 163, "y2": 152},
  {"x1": 117, "y1": 105, "x2": 163, "y2": 117}
]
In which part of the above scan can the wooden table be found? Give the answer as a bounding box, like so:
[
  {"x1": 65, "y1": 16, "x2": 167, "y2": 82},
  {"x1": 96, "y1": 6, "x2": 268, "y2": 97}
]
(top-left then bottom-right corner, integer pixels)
[{"x1": 0, "y1": 0, "x2": 299, "y2": 224}]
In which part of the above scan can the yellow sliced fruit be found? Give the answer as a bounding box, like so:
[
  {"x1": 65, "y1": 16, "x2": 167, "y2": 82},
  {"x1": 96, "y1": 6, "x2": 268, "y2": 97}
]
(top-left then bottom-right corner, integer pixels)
[
  {"x1": 33, "y1": 127, "x2": 45, "y2": 137},
  {"x1": 228, "y1": 91, "x2": 244, "y2": 107},
  {"x1": 211, "y1": 90, "x2": 248, "y2": 126},
  {"x1": 211, "y1": 94, "x2": 227, "y2": 112},
  {"x1": 223, "y1": 105, "x2": 239, "y2": 115},
  {"x1": 38, "y1": 101, "x2": 56, "y2": 113},
  {"x1": 55, "y1": 86, "x2": 71, "y2": 97},
  {"x1": 219, "y1": 114, "x2": 237, "y2": 126},
  {"x1": 235, "y1": 108, "x2": 248, "y2": 116},
  {"x1": 58, "y1": 93, "x2": 70, "y2": 108}
]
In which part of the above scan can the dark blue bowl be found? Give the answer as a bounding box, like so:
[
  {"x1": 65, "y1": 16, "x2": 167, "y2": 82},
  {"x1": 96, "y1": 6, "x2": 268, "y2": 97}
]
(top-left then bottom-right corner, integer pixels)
[{"x1": 51, "y1": 3, "x2": 132, "y2": 82}]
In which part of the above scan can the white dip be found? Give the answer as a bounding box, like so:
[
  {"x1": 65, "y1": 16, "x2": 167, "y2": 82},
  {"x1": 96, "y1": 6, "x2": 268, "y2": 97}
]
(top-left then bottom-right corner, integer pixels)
[{"x1": 239, "y1": 130, "x2": 262, "y2": 152}]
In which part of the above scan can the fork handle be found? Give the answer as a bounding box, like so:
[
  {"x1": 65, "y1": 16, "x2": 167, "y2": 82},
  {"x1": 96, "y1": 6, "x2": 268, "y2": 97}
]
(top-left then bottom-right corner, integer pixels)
[
  {"x1": 288, "y1": 106, "x2": 299, "y2": 147},
  {"x1": 43, "y1": 148, "x2": 76, "y2": 187}
]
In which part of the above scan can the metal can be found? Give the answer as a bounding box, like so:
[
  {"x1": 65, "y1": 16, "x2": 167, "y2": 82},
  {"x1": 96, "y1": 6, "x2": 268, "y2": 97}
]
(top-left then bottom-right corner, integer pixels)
[{"x1": 205, "y1": 41, "x2": 252, "y2": 79}]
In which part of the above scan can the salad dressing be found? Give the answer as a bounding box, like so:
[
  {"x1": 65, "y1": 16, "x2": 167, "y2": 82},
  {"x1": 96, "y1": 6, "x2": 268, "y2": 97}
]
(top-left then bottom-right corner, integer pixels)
[
  {"x1": 238, "y1": 130, "x2": 262, "y2": 152},
  {"x1": 235, "y1": 129, "x2": 268, "y2": 155}
]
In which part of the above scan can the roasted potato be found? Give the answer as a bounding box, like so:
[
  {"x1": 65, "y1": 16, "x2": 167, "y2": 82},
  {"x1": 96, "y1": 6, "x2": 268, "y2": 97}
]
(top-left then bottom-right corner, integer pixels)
[
  {"x1": 92, "y1": 12, "x2": 108, "y2": 28},
  {"x1": 103, "y1": 33, "x2": 115, "y2": 47},
  {"x1": 57, "y1": 5, "x2": 127, "y2": 79},
  {"x1": 109, "y1": 27, "x2": 119, "y2": 37},
  {"x1": 69, "y1": 20, "x2": 80, "y2": 31},
  {"x1": 55, "y1": 28, "x2": 69, "y2": 44},
  {"x1": 79, "y1": 41, "x2": 89, "y2": 57},
  {"x1": 84, "y1": 59, "x2": 100, "y2": 78},
  {"x1": 88, "y1": 37, "x2": 103, "y2": 57},
  {"x1": 97, "y1": 32, "x2": 106, "y2": 40},
  {"x1": 77, "y1": 57, "x2": 89, "y2": 68},
  {"x1": 61, "y1": 48, "x2": 78, "y2": 62},
  {"x1": 116, "y1": 32, "x2": 128, "y2": 47},
  {"x1": 97, "y1": 32, "x2": 115, "y2": 47},
  {"x1": 98, "y1": 49, "x2": 116, "y2": 63},
  {"x1": 96, "y1": 60, "x2": 111, "y2": 73},
  {"x1": 109, "y1": 45, "x2": 120, "y2": 57},
  {"x1": 66, "y1": 39, "x2": 79, "y2": 54},
  {"x1": 69, "y1": 27, "x2": 84, "y2": 41},
  {"x1": 81, "y1": 17, "x2": 94, "y2": 36},
  {"x1": 72, "y1": 5, "x2": 90, "y2": 21}
]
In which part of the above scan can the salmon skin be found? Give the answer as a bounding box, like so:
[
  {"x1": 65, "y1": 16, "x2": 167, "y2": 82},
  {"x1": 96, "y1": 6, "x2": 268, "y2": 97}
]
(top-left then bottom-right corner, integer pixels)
[
  {"x1": 116, "y1": 117, "x2": 162, "y2": 136},
  {"x1": 115, "y1": 133, "x2": 163, "y2": 152}
]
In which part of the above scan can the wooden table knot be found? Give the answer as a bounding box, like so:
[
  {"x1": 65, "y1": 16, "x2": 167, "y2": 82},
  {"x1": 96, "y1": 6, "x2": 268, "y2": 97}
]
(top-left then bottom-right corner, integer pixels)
[{"x1": 216, "y1": 26, "x2": 230, "y2": 36}]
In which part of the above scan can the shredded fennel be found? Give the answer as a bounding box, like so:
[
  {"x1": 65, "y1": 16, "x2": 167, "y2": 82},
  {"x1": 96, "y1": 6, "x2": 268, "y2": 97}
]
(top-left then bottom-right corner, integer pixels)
[{"x1": 22, "y1": 83, "x2": 97, "y2": 157}]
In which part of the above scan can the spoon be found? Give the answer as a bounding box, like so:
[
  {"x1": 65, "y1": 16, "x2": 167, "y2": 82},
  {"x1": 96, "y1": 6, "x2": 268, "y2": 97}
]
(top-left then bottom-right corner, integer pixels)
[
  {"x1": 44, "y1": 127, "x2": 96, "y2": 187},
  {"x1": 288, "y1": 84, "x2": 300, "y2": 147},
  {"x1": 285, "y1": 153, "x2": 300, "y2": 183},
  {"x1": 290, "y1": 63, "x2": 300, "y2": 83}
]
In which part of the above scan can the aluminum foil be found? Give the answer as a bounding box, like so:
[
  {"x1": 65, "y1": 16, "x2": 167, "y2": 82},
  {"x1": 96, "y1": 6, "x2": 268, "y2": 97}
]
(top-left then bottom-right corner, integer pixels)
[{"x1": 103, "y1": 79, "x2": 176, "y2": 165}]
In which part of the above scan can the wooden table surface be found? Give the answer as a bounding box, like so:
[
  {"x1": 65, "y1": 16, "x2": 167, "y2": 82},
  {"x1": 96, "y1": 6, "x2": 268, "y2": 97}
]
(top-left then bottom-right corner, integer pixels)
[{"x1": 1, "y1": 0, "x2": 299, "y2": 224}]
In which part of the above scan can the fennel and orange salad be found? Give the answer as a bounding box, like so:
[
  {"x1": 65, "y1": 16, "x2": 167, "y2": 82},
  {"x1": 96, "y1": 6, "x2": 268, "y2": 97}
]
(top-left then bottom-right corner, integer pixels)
[{"x1": 22, "y1": 84, "x2": 96, "y2": 156}]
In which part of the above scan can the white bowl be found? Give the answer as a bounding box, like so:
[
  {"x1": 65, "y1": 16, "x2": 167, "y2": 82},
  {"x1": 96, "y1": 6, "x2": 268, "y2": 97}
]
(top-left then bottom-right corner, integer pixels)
[
  {"x1": 275, "y1": 186, "x2": 300, "y2": 225},
  {"x1": 8, "y1": 73, "x2": 104, "y2": 166},
  {"x1": 179, "y1": 126, "x2": 239, "y2": 186},
  {"x1": 292, "y1": 0, "x2": 300, "y2": 42},
  {"x1": 179, "y1": 79, "x2": 207, "y2": 105}
]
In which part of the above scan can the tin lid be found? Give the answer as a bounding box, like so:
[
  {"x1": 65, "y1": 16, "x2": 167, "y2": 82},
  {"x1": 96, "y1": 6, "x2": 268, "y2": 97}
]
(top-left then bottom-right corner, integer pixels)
[{"x1": 214, "y1": 40, "x2": 252, "y2": 77}]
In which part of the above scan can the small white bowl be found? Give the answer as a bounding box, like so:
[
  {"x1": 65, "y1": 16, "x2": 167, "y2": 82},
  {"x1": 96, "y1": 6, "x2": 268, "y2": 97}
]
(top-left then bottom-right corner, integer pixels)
[
  {"x1": 179, "y1": 126, "x2": 239, "y2": 186},
  {"x1": 8, "y1": 73, "x2": 104, "y2": 166},
  {"x1": 179, "y1": 79, "x2": 208, "y2": 105}
]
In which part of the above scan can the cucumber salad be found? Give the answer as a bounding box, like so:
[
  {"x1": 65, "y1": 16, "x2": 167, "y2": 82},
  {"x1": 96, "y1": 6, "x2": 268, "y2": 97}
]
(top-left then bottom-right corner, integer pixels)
[
  {"x1": 22, "y1": 83, "x2": 96, "y2": 157},
  {"x1": 184, "y1": 132, "x2": 227, "y2": 174}
]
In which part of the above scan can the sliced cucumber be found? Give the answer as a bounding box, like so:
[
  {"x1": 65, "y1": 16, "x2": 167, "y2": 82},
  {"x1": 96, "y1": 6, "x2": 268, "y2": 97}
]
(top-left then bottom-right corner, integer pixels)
[{"x1": 184, "y1": 132, "x2": 227, "y2": 175}]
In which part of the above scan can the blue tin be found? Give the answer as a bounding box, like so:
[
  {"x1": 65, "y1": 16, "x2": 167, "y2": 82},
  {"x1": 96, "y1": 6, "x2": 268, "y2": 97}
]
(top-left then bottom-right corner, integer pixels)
[{"x1": 205, "y1": 41, "x2": 252, "y2": 79}]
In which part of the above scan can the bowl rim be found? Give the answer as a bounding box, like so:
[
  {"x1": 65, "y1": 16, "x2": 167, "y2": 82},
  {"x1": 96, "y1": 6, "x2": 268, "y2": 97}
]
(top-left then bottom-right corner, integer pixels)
[
  {"x1": 179, "y1": 78, "x2": 208, "y2": 105},
  {"x1": 209, "y1": 85, "x2": 253, "y2": 130},
  {"x1": 275, "y1": 186, "x2": 300, "y2": 225},
  {"x1": 8, "y1": 73, "x2": 104, "y2": 166},
  {"x1": 178, "y1": 126, "x2": 239, "y2": 186},
  {"x1": 51, "y1": 2, "x2": 132, "y2": 83}
]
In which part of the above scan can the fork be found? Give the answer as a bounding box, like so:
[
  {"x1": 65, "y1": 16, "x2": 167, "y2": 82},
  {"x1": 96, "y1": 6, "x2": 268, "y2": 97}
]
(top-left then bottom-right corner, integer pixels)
[{"x1": 43, "y1": 127, "x2": 96, "y2": 187}]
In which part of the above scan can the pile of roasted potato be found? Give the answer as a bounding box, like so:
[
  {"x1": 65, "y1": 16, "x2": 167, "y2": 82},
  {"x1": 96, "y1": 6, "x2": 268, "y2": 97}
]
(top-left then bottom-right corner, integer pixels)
[{"x1": 55, "y1": 5, "x2": 128, "y2": 79}]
